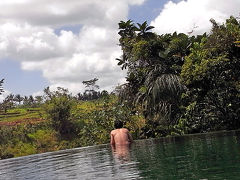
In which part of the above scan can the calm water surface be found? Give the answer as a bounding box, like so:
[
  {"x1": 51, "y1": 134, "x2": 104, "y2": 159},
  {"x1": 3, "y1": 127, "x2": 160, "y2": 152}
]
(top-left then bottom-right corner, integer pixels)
[{"x1": 1, "y1": 131, "x2": 240, "y2": 179}]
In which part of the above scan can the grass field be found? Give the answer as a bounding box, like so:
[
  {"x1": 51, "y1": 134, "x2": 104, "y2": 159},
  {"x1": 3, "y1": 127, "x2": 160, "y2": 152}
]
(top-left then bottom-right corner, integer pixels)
[{"x1": 0, "y1": 107, "x2": 45, "y2": 126}]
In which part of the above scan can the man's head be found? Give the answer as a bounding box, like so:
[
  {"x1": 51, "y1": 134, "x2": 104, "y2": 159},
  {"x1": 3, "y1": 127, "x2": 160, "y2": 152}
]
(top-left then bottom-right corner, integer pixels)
[{"x1": 114, "y1": 120, "x2": 123, "y2": 129}]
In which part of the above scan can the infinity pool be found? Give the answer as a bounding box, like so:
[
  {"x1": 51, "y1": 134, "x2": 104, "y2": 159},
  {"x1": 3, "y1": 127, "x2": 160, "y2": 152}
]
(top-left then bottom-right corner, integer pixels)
[{"x1": 1, "y1": 130, "x2": 240, "y2": 179}]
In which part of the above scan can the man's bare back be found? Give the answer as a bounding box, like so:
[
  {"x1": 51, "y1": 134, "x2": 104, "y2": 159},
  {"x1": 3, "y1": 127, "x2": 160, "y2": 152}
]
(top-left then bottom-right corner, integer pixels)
[{"x1": 110, "y1": 128, "x2": 133, "y2": 145}]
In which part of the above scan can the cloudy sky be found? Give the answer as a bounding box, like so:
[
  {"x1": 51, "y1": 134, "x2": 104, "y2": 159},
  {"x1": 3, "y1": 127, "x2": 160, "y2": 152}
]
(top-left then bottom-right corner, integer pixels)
[{"x1": 0, "y1": 0, "x2": 239, "y2": 98}]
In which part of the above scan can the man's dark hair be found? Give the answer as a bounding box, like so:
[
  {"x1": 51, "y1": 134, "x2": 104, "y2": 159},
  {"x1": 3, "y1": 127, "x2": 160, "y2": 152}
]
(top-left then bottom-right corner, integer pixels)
[{"x1": 114, "y1": 120, "x2": 123, "y2": 129}]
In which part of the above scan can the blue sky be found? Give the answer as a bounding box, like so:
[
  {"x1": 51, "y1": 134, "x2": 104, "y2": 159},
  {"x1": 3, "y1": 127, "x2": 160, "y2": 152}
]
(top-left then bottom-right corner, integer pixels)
[
  {"x1": 128, "y1": 0, "x2": 181, "y2": 23},
  {"x1": 0, "y1": 59, "x2": 48, "y2": 95},
  {"x1": 0, "y1": 0, "x2": 239, "y2": 98},
  {"x1": 0, "y1": 0, "x2": 168, "y2": 96}
]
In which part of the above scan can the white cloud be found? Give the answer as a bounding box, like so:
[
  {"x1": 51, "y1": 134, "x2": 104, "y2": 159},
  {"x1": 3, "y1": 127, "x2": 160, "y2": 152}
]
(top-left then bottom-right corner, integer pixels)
[
  {"x1": 151, "y1": 0, "x2": 240, "y2": 35},
  {"x1": 0, "y1": 90, "x2": 11, "y2": 102},
  {"x1": 1, "y1": 0, "x2": 239, "y2": 95},
  {"x1": 0, "y1": 0, "x2": 143, "y2": 27},
  {"x1": 0, "y1": 23, "x2": 78, "y2": 61},
  {"x1": 0, "y1": 0, "x2": 145, "y2": 94}
]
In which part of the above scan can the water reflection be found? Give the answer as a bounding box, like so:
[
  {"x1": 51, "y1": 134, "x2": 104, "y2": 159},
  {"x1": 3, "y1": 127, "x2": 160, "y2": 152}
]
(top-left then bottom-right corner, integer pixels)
[
  {"x1": 1, "y1": 131, "x2": 240, "y2": 179},
  {"x1": 111, "y1": 144, "x2": 131, "y2": 163},
  {"x1": 0, "y1": 144, "x2": 141, "y2": 180}
]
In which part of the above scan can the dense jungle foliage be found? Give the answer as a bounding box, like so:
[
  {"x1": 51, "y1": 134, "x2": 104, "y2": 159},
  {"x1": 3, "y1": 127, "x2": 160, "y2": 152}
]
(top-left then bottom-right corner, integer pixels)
[
  {"x1": 0, "y1": 16, "x2": 239, "y2": 159},
  {"x1": 0, "y1": 88, "x2": 144, "y2": 159},
  {"x1": 116, "y1": 16, "x2": 240, "y2": 137}
]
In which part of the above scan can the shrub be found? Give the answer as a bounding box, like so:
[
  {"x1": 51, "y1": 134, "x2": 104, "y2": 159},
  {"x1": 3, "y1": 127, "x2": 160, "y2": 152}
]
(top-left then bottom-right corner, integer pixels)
[{"x1": 43, "y1": 87, "x2": 75, "y2": 136}]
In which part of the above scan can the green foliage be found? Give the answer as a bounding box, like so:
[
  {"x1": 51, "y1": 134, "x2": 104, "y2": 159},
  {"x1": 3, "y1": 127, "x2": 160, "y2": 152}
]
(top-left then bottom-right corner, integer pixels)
[
  {"x1": 1, "y1": 16, "x2": 240, "y2": 160},
  {"x1": 0, "y1": 107, "x2": 42, "y2": 122},
  {"x1": 27, "y1": 129, "x2": 58, "y2": 152},
  {"x1": 117, "y1": 16, "x2": 240, "y2": 137},
  {"x1": 0, "y1": 79, "x2": 4, "y2": 95},
  {"x1": 180, "y1": 16, "x2": 240, "y2": 133},
  {"x1": 7, "y1": 142, "x2": 37, "y2": 157},
  {"x1": 0, "y1": 122, "x2": 51, "y2": 159},
  {"x1": 116, "y1": 20, "x2": 201, "y2": 137},
  {"x1": 0, "y1": 92, "x2": 144, "y2": 159},
  {"x1": 72, "y1": 95, "x2": 144, "y2": 146},
  {"x1": 43, "y1": 87, "x2": 76, "y2": 136}
]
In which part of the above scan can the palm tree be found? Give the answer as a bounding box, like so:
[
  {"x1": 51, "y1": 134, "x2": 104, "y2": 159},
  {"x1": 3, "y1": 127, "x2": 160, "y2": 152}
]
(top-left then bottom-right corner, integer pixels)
[
  {"x1": 23, "y1": 96, "x2": 29, "y2": 106},
  {"x1": 135, "y1": 21, "x2": 155, "y2": 38},
  {"x1": 118, "y1": 20, "x2": 137, "y2": 38},
  {"x1": 14, "y1": 94, "x2": 23, "y2": 105},
  {"x1": 35, "y1": 96, "x2": 43, "y2": 105},
  {"x1": 0, "y1": 79, "x2": 4, "y2": 95},
  {"x1": 135, "y1": 68, "x2": 185, "y2": 124},
  {"x1": 28, "y1": 95, "x2": 34, "y2": 106},
  {"x1": 1, "y1": 94, "x2": 14, "y2": 112},
  {"x1": 7, "y1": 94, "x2": 14, "y2": 107}
]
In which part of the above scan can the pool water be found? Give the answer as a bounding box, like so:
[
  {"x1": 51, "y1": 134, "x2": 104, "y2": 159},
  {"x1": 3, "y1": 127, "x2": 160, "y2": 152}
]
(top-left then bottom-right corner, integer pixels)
[{"x1": 1, "y1": 130, "x2": 240, "y2": 179}]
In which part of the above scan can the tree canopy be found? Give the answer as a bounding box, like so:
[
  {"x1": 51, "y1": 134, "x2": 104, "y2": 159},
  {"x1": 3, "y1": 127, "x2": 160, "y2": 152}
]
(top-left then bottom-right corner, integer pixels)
[
  {"x1": 0, "y1": 79, "x2": 4, "y2": 95},
  {"x1": 116, "y1": 16, "x2": 240, "y2": 137}
]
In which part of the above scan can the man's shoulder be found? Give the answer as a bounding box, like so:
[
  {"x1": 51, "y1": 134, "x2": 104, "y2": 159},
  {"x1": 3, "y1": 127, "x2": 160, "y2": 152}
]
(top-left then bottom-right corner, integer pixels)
[
  {"x1": 111, "y1": 129, "x2": 117, "y2": 134},
  {"x1": 111, "y1": 128, "x2": 128, "y2": 134},
  {"x1": 121, "y1": 128, "x2": 129, "y2": 132}
]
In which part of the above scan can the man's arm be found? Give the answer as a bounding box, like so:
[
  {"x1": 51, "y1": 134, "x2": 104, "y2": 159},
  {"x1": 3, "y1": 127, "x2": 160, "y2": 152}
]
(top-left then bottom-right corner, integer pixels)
[{"x1": 110, "y1": 131, "x2": 115, "y2": 145}]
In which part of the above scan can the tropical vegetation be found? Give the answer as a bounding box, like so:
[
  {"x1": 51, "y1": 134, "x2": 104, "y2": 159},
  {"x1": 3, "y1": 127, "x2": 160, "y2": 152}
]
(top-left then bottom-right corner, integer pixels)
[
  {"x1": 0, "y1": 16, "x2": 239, "y2": 159},
  {"x1": 116, "y1": 16, "x2": 240, "y2": 137}
]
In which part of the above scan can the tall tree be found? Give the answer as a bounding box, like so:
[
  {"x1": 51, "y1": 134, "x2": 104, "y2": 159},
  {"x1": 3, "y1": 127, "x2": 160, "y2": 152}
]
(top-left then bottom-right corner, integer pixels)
[
  {"x1": 1, "y1": 94, "x2": 14, "y2": 112},
  {"x1": 135, "y1": 21, "x2": 154, "y2": 38},
  {"x1": 180, "y1": 16, "x2": 240, "y2": 133},
  {"x1": 82, "y1": 78, "x2": 100, "y2": 100},
  {"x1": 14, "y1": 94, "x2": 23, "y2": 105},
  {"x1": 28, "y1": 95, "x2": 35, "y2": 106},
  {"x1": 43, "y1": 87, "x2": 75, "y2": 135},
  {"x1": 35, "y1": 96, "x2": 43, "y2": 105},
  {"x1": 117, "y1": 20, "x2": 201, "y2": 137},
  {"x1": 0, "y1": 79, "x2": 4, "y2": 95},
  {"x1": 23, "y1": 96, "x2": 29, "y2": 106},
  {"x1": 82, "y1": 78, "x2": 99, "y2": 92}
]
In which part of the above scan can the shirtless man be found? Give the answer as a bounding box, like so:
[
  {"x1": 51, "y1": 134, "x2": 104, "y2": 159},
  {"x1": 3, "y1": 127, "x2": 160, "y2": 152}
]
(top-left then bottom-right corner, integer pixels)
[{"x1": 110, "y1": 120, "x2": 133, "y2": 145}]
